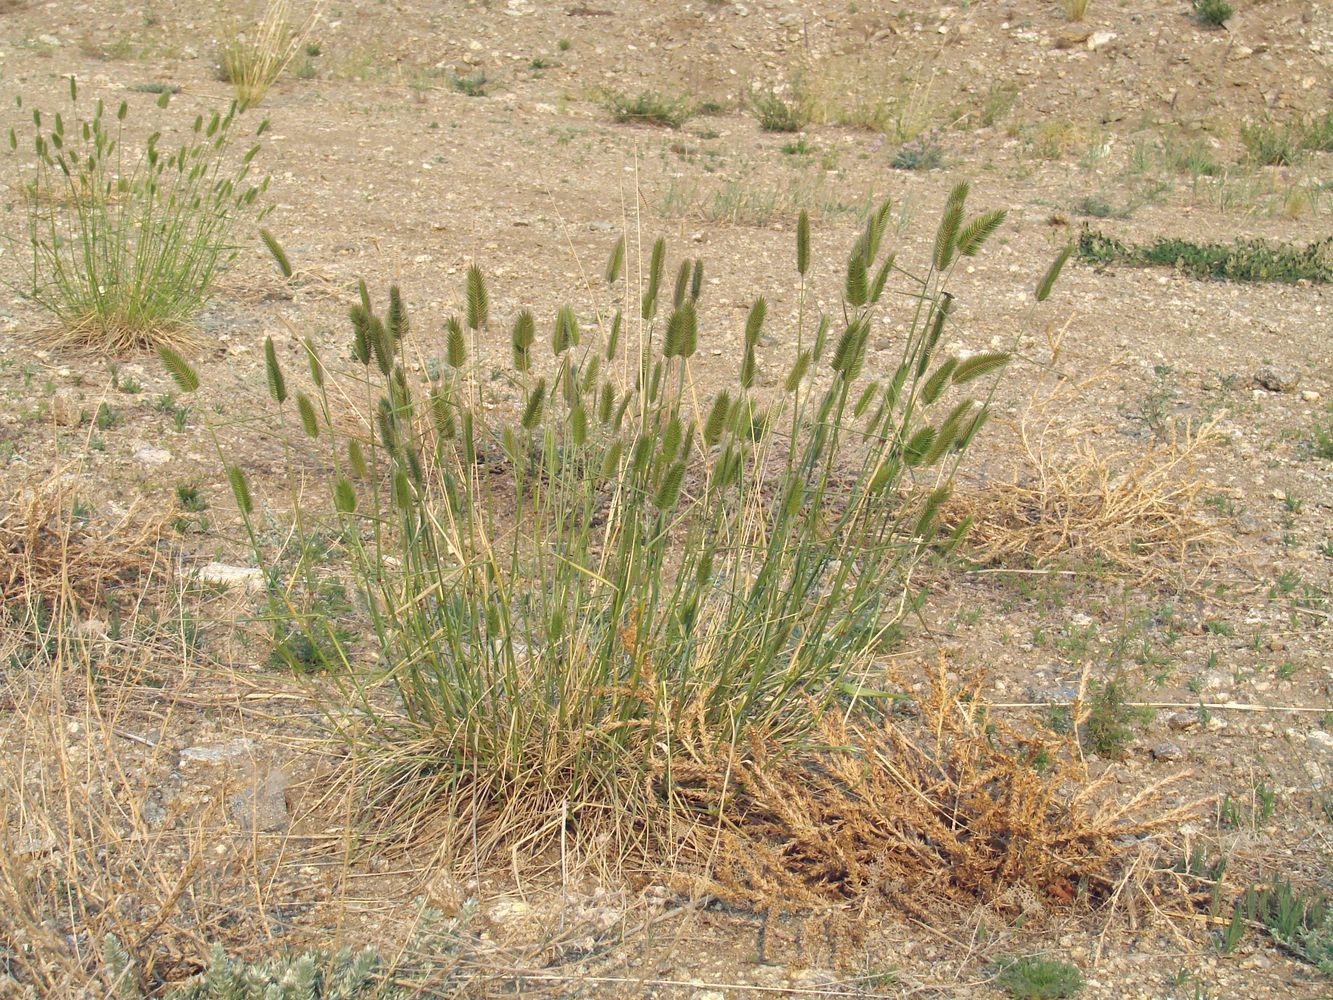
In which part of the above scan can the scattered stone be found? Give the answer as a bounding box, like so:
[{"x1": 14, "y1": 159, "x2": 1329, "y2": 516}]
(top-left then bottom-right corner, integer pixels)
[
  {"x1": 1252, "y1": 366, "x2": 1300, "y2": 392},
  {"x1": 197, "y1": 562, "x2": 265, "y2": 592},
  {"x1": 227, "y1": 768, "x2": 290, "y2": 831},
  {"x1": 1150, "y1": 740, "x2": 1185, "y2": 762},
  {"x1": 1087, "y1": 30, "x2": 1116, "y2": 51},
  {"x1": 1308, "y1": 730, "x2": 1333, "y2": 754},
  {"x1": 180, "y1": 738, "x2": 256, "y2": 764},
  {"x1": 1167, "y1": 711, "x2": 1200, "y2": 732},
  {"x1": 1301, "y1": 389, "x2": 1321, "y2": 402},
  {"x1": 51, "y1": 390, "x2": 83, "y2": 427},
  {"x1": 134, "y1": 446, "x2": 172, "y2": 466}
]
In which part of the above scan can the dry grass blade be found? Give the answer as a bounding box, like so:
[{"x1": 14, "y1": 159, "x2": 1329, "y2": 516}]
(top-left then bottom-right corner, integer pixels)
[
  {"x1": 947, "y1": 378, "x2": 1229, "y2": 585},
  {"x1": 220, "y1": 0, "x2": 324, "y2": 110}
]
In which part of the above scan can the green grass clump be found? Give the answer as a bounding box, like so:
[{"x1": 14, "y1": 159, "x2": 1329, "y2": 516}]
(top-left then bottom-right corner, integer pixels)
[
  {"x1": 1224, "y1": 878, "x2": 1333, "y2": 973},
  {"x1": 1080, "y1": 676, "x2": 1153, "y2": 758},
  {"x1": 451, "y1": 70, "x2": 488, "y2": 97},
  {"x1": 1192, "y1": 0, "x2": 1232, "y2": 27},
  {"x1": 1077, "y1": 229, "x2": 1333, "y2": 284},
  {"x1": 7, "y1": 78, "x2": 273, "y2": 351},
  {"x1": 1241, "y1": 111, "x2": 1333, "y2": 165},
  {"x1": 166, "y1": 186, "x2": 1068, "y2": 862},
  {"x1": 993, "y1": 956, "x2": 1083, "y2": 999},
  {"x1": 1308, "y1": 404, "x2": 1333, "y2": 460},
  {"x1": 603, "y1": 89, "x2": 694, "y2": 128},
  {"x1": 751, "y1": 90, "x2": 807, "y2": 132}
]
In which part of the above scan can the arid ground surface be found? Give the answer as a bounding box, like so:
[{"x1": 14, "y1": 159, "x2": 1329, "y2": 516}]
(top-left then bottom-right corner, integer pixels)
[{"x1": 0, "y1": 1, "x2": 1331, "y2": 997}]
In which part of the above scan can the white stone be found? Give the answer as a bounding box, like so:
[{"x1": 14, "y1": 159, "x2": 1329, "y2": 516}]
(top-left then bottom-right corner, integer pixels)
[{"x1": 198, "y1": 562, "x2": 265, "y2": 592}]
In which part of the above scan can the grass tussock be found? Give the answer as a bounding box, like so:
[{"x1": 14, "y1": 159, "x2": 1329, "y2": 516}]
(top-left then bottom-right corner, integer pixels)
[
  {"x1": 219, "y1": 0, "x2": 324, "y2": 110},
  {"x1": 163, "y1": 188, "x2": 1074, "y2": 874},
  {"x1": 9, "y1": 78, "x2": 273, "y2": 352},
  {"x1": 602, "y1": 89, "x2": 694, "y2": 128},
  {"x1": 947, "y1": 378, "x2": 1227, "y2": 585}
]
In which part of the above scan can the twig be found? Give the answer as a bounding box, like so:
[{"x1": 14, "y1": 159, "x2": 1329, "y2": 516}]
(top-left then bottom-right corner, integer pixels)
[{"x1": 991, "y1": 701, "x2": 1330, "y2": 713}]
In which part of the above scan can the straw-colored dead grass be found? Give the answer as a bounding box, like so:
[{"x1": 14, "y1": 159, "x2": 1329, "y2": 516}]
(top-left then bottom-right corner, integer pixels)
[
  {"x1": 947, "y1": 378, "x2": 1227, "y2": 584},
  {"x1": 0, "y1": 470, "x2": 158, "y2": 608},
  {"x1": 668, "y1": 660, "x2": 1205, "y2": 916}
]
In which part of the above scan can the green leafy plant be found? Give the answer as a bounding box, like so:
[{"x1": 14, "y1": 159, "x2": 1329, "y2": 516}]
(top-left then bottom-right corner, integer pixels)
[
  {"x1": 1077, "y1": 230, "x2": 1333, "y2": 285},
  {"x1": 603, "y1": 89, "x2": 694, "y2": 128},
  {"x1": 891, "y1": 129, "x2": 945, "y2": 171},
  {"x1": 7, "y1": 78, "x2": 273, "y2": 351},
  {"x1": 1081, "y1": 676, "x2": 1153, "y2": 758},
  {"x1": 751, "y1": 90, "x2": 807, "y2": 132},
  {"x1": 219, "y1": 0, "x2": 324, "y2": 110},
  {"x1": 164, "y1": 187, "x2": 1066, "y2": 862},
  {"x1": 1192, "y1": 0, "x2": 1232, "y2": 27},
  {"x1": 993, "y1": 955, "x2": 1083, "y2": 999}
]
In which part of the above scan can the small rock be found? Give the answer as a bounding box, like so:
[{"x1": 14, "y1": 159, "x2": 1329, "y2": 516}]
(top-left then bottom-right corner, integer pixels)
[
  {"x1": 51, "y1": 390, "x2": 83, "y2": 427},
  {"x1": 227, "y1": 768, "x2": 290, "y2": 831},
  {"x1": 1151, "y1": 740, "x2": 1185, "y2": 762},
  {"x1": 198, "y1": 562, "x2": 265, "y2": 592},
  {"x1": 1252, "y1": 366, "x2": 1300, "y2": 393},
  {"x1": 1167, "y1": 711, "x2": 1200, "y2": 732},
  {"x1": 181, "y1": 738, "x2": 255, "y2": 764},
  {"x1": 1087, "y1": 30, "x2": 1116, "y2": 50},
  {"x1": 1300, "y1": 389, "x2": 1321, "y2": 402},
  {"x1": 134, "y1": 446, "x2": 172, "y2": 466},
  {"x1": 1308, "y1": 730, "x2": 1333, "y2": 754}
]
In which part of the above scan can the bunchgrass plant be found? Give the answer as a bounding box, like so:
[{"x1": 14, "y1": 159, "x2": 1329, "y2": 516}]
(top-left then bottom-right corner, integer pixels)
[
  {"x1": 7, "y1": 77, "x2": 272, "y2": 351},
  {"x1": 751, "y1": 90, "x2": 808, "y2": 132},
  {"x1": 164, "y1": 188, "x2": 1069, "y2": 863},
  {"x1": 219, "y1": 0, "x2": 324, "y2": 111}
]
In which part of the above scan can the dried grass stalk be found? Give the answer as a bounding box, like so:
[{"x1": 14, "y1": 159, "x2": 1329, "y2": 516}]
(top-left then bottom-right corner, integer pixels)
[
  {"x1": 665, "y1": 660, "x2": 1205, "y2": 915},
  {"x1": 946, "y1": 379, "x2": 1229, "y2": 584},
  {"x1": 0, "y1": 471, "x2": 158, "y2": 607}
]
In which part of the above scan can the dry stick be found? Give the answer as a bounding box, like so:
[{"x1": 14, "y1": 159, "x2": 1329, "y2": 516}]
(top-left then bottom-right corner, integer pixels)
[
  {"x1": 992, "y1": 701, "x2": 1329, "y2": 713},
  {"x1": 487, "y1": 970, "x2": 985, "y2": 999}
]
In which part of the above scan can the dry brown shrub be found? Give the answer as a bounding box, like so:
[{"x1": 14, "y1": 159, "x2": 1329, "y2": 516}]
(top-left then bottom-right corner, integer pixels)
[
  {"x1": 946, "y1": 375, "x2": 1228, "y2": 585},
  {"x1": 0, "y1": 470, "x2": 158, "y2": 608},
  {"x1": 661, "y1": 660, "x2": 1205, "y2": 917}
]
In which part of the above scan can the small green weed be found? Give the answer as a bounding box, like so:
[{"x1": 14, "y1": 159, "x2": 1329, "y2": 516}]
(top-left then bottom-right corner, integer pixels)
[
  {"x1": 1081, "y1": 676, "x2": 1153, "y2": 758},
  {"x1": 127, "y1": 82, "x2": 181, "y2": 95},
  {"x1": 993, "y1": 955, "x2": 1083, "y2": 999},
  {"x1": 751, "y1": 90, "x2": 807, "y2": 132},
  {"x1": 603, "y1": 89, "x2": 693, "y2": 128},
  {"x1": 891, "y1": 129, "x2": 944, "y2": 171},
  {"x1": 1225, "y1": 878, "x2": 1333, "y2": 974},
  {"x1": 451, "y1": 70, "x2": 488, "y2": 97},
  {"x1": 1192, "y1": 0, "x2": 1232, "y2": 27}
]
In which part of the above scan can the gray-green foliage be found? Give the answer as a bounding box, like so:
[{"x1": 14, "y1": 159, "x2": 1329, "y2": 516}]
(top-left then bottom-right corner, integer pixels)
[
  {"x1": 103, "y1": 905, "x2": 473, "y2": 998},
  {"x1": 165, "y1": 185, "x2": 1067, "y2": 850},
  {"x1": 6, "y1": 76, "x2": 272, "y2": 350}
]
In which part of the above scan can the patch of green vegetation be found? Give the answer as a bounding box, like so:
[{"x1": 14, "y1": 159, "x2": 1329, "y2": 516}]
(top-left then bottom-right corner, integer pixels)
[
  {"x1": 127, "y1": 82, "x2": 181, "y2": 94},
  {"x1": 451, "y1": 70, "x2": 489, "y2": 97},
  {"x1": 993, "y1": 955, "x2": 1083, "y2": 999},
  {"x1": 1192, "y1": 0, "x2": 1232, "y2": 27},
  {"x1": 603, "y1": 89, "x2": 694, "y2": 128},
  {"x1": 1224, "y1": 878, "x2": 1333, "y2": 974},
  {"x1": 1081, "y1": 676, "x2": 1153, "y2": 759},
  {"x1": 891, "y1": 129, "x2": 944, "y2": 171},
  {"x1": 1240, "y1": 111, "x2": 1333, "y2": 165},
  {"x1": 751, "y1": 90, "x2": 807, "y2": 132},
  {"x1": 1077, "y1": 229, "x2": 1333, "y2": 284}
]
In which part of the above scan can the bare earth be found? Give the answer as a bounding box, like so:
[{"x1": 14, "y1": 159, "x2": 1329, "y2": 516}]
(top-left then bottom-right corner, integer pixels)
[{"x1": 0, "y1": 1, "x2": 1331, "y2": 998}]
